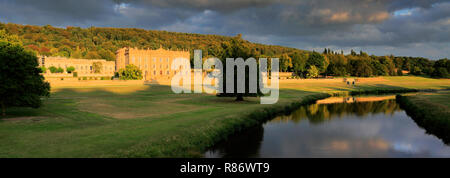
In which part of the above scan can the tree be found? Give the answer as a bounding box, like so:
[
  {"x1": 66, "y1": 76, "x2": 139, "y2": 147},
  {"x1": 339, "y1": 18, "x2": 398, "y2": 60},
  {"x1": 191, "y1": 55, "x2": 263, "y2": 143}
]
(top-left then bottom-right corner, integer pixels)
[
  {"x1": 85, "y1": 51, "x2": 101, "y2": 59},
  {"x1": 325, "y1": 54, "x2": 347, "y2": 76},
  {"x1": 352, "y1": 60, "x2": 373, "y2": 77},
  {"x1": 306, "y1": 65, "x2": 319, "y2": 79},
  {"x1": 432, "y1": 67, "x2": 449, "y2": 78},
  {"x1": 411, "y1": 66, "x2": 423, "y2": 75},
  {"x1": 379, "y1": 56, "x2": 396, "y2": 75},
  {"x1": 216, "y1": 38, "x2": 262, "y2": 101},
  {"x1": 98, "y1": 49, "x2": 116, "y2": 61},
  {"x1": 371, "y1": 60, "x2": 388, "y2": 76},
  {"x1": 71, "y1": 46, "x2": 83, "y2": 59},
  {"x1": 291, "y1": 52, "x2": 307, "y2": 77},
  {"x1": 359, "y1": 50, "x2": 368, "y2": 57},
  {"x1": 118, "y1": 64, "x2": 143, "y2": 80},
  {"x1": 0, "y1": 30, "x2": 21, "y2": 45},
  {"x1": 433, "y1": 59, "x2": 450, "y2": 78},
  {"x1": 0, "y1": 41, "x2": 50, "y2": 116},
  {"x1": 306, "y1": 52, "x2": 327, "y2": 73},
  {"x1": 58, "y1": 45, "x2": 72, "y2": 57},
  {"x1": 92, "y1": 62, "x2": 102, "y2": 74},
  {"x1": 280, "y1": 53, "x2": 293, "y2": 72}
]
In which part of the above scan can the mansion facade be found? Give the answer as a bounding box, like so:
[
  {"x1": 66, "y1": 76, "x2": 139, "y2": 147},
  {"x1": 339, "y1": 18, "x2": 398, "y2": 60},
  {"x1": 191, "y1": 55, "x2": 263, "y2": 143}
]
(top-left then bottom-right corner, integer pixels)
[
  {"x1": 115, "y1": 47, "x2": 190, "y2": 81},
  {"x1": 38, "y1": 47, "x2": 190, "y2": 82},
  {"x1": 38, "y1": 56, "x2": 115, "y2": 76}
]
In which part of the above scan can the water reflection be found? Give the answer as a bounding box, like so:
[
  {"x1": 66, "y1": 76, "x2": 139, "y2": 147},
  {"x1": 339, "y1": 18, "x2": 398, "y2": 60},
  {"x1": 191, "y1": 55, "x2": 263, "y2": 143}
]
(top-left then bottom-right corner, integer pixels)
[
  {"x1": 276, "y1": 97, "x2": 400, "y2": 124},
  {"x1": 205, "y1": 95, "x2": 450, "y2": 158}
]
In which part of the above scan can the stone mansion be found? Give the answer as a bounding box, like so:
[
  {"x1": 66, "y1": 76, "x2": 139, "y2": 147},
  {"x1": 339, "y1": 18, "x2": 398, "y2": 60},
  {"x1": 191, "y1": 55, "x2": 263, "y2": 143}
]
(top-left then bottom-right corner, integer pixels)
[
  {"x1": 38, "y1": 47, "x2": 190, "y2": 81},
  {"x1": 116, "y1": 47, "x2": 190, "y2": 81}
]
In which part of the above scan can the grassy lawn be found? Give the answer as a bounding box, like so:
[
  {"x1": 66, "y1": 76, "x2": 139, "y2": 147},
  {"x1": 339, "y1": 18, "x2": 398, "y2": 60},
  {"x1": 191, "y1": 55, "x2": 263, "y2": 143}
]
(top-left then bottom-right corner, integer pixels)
[
  {"x1": 396, "y1": 90, "x2": 450, "y2": 144},
  {"x1": 0, "y1": 76, "x2": 449, "y2": 158}
]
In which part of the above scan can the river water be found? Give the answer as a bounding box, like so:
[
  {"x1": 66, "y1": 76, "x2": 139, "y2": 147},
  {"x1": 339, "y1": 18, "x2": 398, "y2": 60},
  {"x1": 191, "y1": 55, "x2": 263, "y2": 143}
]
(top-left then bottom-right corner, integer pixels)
[{"x1": 205, "y1": 95, "x2": 450, "y2": 158}]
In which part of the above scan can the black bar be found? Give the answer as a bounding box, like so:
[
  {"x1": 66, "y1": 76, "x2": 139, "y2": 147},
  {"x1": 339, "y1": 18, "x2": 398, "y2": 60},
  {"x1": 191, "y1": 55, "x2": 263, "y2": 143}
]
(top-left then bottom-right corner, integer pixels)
[{"x1": 0, "y1": 158, "x2": 447, "y2": 177}]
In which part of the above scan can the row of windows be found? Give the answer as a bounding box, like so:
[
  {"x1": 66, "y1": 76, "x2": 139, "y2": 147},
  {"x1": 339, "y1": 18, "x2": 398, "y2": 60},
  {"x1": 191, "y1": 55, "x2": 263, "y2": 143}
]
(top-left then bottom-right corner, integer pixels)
[
  {"x1": 145, "y1": 70, "x2": 189, "y2": 76},
  {"x1": 138, "y1": 64, "x2": 170, "y2": 70},
  {"x1": 131, "y1": 57, "x2": 171, "y2": 64},
  {"x1": 74, "y1": 66, "x2": 114, "y2": 71},
  {"x1": 45, "y1": 64, "x2": 114, "y2": 72}
]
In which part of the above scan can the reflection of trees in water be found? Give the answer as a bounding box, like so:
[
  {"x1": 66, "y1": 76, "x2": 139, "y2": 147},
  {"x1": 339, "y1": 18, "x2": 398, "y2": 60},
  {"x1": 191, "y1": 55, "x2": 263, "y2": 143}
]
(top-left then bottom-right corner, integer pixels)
[
  {"x1": 206, "y1": 125, "x2": 264, "y2": 158},
  {"x1": 274, "y1": 99, "x2": 401, "y2": 124}
]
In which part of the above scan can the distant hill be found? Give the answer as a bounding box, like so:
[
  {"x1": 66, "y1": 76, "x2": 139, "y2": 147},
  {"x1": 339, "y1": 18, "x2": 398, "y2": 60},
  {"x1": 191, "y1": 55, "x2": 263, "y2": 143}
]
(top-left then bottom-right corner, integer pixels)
[{"x1": 0, "y1": 22, "x2": 306, "y2": 61}]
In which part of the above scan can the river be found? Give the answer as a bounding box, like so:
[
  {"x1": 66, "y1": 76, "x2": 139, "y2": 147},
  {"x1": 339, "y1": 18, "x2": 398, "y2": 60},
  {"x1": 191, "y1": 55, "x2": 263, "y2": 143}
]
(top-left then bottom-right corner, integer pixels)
[{"x1": 205, "y1": 95, "x2": 450, "y2": 158}]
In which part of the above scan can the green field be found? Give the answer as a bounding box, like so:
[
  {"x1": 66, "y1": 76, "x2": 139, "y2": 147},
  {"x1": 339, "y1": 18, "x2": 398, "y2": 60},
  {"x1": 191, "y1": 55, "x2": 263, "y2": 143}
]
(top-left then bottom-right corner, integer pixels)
[{"x1": 0, "y1": 76, "x2": 449, "y2": 158}]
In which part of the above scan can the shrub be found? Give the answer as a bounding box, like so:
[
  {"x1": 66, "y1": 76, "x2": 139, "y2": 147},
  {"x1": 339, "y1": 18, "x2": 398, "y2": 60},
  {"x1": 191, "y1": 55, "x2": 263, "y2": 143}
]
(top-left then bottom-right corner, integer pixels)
[
  {"x1": 73, "y1": 72, "x2": 78, "y2": 77},
  {"x1": 66, "y1": 66, "x2": 75, "y2": 74},
  {"x1": 40, "y1": 66, "x2": 47, "y2": 73},
  {"x1": 118, "y1": 64, "x2": 143, "y2": 80},
  {"x1": 55, "y1": 67, "x2": 64, "y2": 73},
  {"x1": 48, "y1": 66, "x2": 58, "y2": 73}
]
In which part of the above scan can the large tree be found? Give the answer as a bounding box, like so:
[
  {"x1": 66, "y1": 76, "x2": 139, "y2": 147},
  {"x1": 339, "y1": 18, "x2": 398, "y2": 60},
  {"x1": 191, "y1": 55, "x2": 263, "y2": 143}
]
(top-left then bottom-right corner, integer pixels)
[
  {"x1": 215, "y1": 38, "x2": 262, "y2": 101},
  {"x1": 0, "y1": 40, "x2": 50, "y2": 116}
]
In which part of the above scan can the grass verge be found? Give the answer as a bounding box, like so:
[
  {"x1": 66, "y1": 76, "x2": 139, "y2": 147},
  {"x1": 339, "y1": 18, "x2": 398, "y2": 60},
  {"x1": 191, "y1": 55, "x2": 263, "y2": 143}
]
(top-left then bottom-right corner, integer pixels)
[{"x1": 396, "y1": 92, "x2": 450, "y2": 144}]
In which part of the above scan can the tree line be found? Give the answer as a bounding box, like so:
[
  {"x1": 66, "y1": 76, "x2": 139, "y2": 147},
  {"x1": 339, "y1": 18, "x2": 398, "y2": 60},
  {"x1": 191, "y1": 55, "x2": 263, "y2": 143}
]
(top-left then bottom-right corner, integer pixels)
[
  {"x1": 0, "y1": 23, "x2": 302, "y2": 61},
  {"x1": 279, "y1": 48, "x2": 449, "y2": 78}
]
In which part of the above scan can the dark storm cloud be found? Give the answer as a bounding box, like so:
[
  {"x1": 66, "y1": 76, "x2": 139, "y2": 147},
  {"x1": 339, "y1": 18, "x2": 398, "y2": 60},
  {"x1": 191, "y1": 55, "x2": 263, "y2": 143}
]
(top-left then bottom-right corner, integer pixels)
[
  {"x1": 113, "y1": 0, "x2": 277, "y2": 13},
  {"x1": 0, "y1": 0, "x2": 449, "y2": 59},
  {"x1": 0, "y1": 0, "x2": 117, "y2": 26}
]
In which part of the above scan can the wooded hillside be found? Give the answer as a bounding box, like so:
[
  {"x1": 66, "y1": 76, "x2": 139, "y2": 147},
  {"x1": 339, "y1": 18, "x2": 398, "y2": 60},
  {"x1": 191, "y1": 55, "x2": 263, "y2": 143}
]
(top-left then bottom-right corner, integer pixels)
[{"x1": 0, "y1": 22, "x2": 304, "y2": 61}]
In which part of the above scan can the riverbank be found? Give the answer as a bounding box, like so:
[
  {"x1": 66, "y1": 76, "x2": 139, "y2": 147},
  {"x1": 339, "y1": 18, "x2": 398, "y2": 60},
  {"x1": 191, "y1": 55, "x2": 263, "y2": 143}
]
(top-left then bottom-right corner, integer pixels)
[
  {"x1": 0, "y1": 76, "x2": 449, "y2": 157},
  {"x1": 396, "y1": 92, "x2": 450, "y2": 144}
]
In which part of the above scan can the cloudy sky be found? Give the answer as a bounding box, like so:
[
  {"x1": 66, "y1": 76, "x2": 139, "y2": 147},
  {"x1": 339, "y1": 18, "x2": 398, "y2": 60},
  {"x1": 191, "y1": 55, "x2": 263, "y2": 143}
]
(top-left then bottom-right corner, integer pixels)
[{"x1": 0, "y1": 0, "x2": 449, "y2": 59}]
